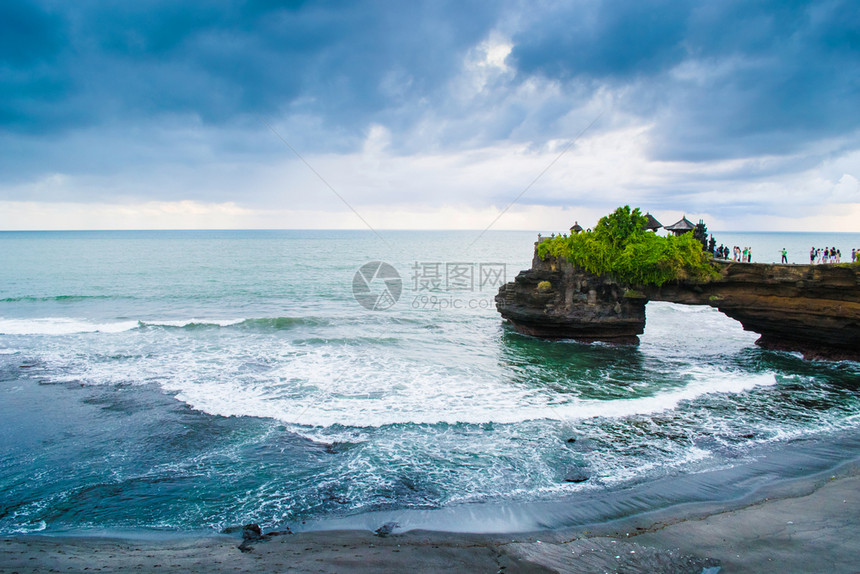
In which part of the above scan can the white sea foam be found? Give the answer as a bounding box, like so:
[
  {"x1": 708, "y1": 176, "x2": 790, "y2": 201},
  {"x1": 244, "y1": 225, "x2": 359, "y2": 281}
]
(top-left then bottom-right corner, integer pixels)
[
  {"x1": 0, "y1": 317, "x2": 248, "y2": 335},
  {"x1": 0, "y1": 317, "x2": 140, "y2": 335},
  {"x1": 160, "y1": 344, "x2": 778, "y2": 428},
  {"x1": 546, "y1": 368, "x2": 778, "y2": 422},
  {"x1": 6, "y1": 520, "x2": 47, "y2": 535},
  {"x1": 10, "y1": 310, "x2": 779, "y2": 430},
  {"x1": 641, "y1": 301, "x2": 759, "y2": 353}
]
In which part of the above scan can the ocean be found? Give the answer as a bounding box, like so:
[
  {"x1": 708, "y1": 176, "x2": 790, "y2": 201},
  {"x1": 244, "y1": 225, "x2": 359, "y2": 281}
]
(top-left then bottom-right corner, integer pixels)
[{"x1": 1, "y1": 229, "x2": 859, "y2": 536}]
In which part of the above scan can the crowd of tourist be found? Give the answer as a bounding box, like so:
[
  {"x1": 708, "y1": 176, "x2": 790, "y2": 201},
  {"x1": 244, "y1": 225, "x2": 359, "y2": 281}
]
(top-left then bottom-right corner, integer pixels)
[
  {"x1": 714, "y1": 245, "x2": 859, "y2": 264},
  {"x1": 714, "y1": 245, "x2": 752, "y2": 262},
  {"x1": 810, "y1": 246, "x2": 846, "y2": 264}
]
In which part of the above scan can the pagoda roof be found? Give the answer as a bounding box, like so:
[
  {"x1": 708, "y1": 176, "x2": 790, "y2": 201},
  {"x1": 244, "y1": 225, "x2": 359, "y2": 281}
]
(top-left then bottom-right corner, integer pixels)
[
  {"x1": 570, "y1": 221, "x2": 584, "y2": 233},
  {"x1": 642, "y1": 213, "x2": 662, "y2": 230},
  {"x1": 664, "y1": 216, "x2": 695, "y2": 232}
]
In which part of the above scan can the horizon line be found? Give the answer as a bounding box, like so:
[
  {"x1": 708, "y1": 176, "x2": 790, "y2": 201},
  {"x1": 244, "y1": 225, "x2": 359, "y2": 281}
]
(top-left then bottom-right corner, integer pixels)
[{"x1": 1, "y1": 228, "x2": 858, "y2": 234}]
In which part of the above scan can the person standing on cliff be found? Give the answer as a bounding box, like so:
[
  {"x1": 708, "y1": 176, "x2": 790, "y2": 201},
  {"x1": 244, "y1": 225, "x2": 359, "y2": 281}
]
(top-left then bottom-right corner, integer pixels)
[{"x1": 781, "y1": 248, "x2": 788, "y2": 264}]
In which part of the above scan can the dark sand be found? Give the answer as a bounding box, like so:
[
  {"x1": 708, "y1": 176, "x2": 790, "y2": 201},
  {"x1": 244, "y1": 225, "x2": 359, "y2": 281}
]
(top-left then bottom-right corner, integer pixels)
[{"x1": 2, "y1": 464, "x2": 858, "y2": 573}]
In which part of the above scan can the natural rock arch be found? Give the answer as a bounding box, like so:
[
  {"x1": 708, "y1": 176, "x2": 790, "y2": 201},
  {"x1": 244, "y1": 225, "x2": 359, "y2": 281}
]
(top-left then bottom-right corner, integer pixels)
[{"x1": 496, "y1": 247, "x2": 860, "y2": 361}]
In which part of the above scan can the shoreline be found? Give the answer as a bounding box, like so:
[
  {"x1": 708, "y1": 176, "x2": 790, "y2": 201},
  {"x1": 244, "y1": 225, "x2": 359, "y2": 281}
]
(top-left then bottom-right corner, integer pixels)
[{"x1": 3, "y1": 460, "x2": 858, "y2": 573}]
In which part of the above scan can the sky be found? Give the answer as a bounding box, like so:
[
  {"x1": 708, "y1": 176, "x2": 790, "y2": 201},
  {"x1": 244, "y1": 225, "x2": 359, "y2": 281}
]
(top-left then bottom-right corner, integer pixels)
[{"x1": 1, "y1": 0, "x2": 859, "y2": 232}]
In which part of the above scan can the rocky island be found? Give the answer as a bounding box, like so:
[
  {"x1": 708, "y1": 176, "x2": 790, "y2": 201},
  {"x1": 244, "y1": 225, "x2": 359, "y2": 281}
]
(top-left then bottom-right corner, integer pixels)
[{"x1": 496, "y1": 207, "x2": 860, "y2": 361}]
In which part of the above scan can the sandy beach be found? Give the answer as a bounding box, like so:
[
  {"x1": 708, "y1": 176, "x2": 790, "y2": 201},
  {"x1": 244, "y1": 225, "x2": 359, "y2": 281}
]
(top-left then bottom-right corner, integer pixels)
[{"x1": 2, "y1": 461, "x2": 858, "y2": 573}]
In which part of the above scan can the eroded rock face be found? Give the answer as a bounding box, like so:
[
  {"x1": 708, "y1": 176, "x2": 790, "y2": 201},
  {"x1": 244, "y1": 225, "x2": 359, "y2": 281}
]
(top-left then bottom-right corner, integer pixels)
[
  {"x1": 651, "y1": 262, "x2": 860, "y2": 361},
  {"x1": 496, "y1": 244, "x2": 860, "y2": 361},
  {"x1": 495, "y1": 244, "x2": 646, "y2": 343}
]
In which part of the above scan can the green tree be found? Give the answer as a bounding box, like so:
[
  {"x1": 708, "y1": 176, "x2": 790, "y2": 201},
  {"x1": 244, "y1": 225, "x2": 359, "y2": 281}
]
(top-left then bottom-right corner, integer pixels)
[
  {"x1": 537, "y1": 206, "x2": 718, "y2": 286},
  {"x1": 693, "y1": 220, "x2": 708, "y2": 251},
  {"x1": 593, "y1": 205, "x2": 647, "y2": 248}
]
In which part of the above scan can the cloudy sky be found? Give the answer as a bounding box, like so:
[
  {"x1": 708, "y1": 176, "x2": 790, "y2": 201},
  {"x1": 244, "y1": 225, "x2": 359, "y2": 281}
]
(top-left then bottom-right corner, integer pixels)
[{"x1": 2, "y1": 0, "x2": 859, "y2": 231}]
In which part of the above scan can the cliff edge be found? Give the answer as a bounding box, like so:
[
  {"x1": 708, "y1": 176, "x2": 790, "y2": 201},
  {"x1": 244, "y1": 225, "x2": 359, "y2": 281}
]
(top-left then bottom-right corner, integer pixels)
[{"x1": 496, "y1": 244, "x2": 860, "y2": 361}]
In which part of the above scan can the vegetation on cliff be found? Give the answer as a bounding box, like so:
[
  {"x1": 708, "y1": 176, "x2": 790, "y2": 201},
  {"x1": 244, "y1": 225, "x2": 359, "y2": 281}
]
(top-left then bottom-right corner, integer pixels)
[{"x1": 537, "y1": 206, "x2": 719, "y2": 286}]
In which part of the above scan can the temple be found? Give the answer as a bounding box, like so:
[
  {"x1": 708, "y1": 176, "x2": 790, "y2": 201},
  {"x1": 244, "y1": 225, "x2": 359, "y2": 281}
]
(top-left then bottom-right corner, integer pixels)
[
  {"x1": 643, "y1": 213, "x2": 662, "y2": 232},
  {"x1": 664, "y1": 216, "x2": 695, "y2": 236}
]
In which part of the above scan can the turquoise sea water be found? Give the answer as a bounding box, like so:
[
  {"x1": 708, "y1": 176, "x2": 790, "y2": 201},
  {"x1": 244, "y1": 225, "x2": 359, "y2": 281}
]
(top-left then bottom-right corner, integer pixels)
[{"x1": 1, "y1": 229, "x2": 859, "y2": 535}]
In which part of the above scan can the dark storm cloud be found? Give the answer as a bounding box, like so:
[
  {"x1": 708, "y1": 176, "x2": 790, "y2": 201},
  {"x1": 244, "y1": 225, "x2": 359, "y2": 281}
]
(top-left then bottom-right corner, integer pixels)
[
  {"x1": 4, "y1": 0, "x2": 857, "y2": 154},
  {"x1": 1, "y1": 0, "x2": 858, "y2": 213},
  {"x1": 512, "y1": 0, "x2": 690, "y2": 80},
  {"x1": 1, "y1": 0, "x2": 496, "y2": 136},
  {"x1": 0, "y1": 0, "x2": 505, "y2": 195},
  {"x1": 0, "y1": 1, "x2": 64, "y2": 65},
  {"x1": 0, "y1": 1, "x2": 69, "y2": 130},
  {"x1": 509, "y1": 0, "x2": 860, "y2": 160}
]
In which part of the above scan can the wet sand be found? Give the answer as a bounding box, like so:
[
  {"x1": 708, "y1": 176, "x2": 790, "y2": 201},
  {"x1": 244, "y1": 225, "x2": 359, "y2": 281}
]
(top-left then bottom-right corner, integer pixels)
[{"x1": 2, "y1": 464, "x2": 858, "y2": 573}]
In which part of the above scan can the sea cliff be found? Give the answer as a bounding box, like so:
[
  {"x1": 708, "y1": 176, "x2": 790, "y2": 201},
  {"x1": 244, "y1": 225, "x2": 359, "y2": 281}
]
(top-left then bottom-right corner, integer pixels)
[{"x1": 496, "y1": 243, "x2": 860, "y2": 361}]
